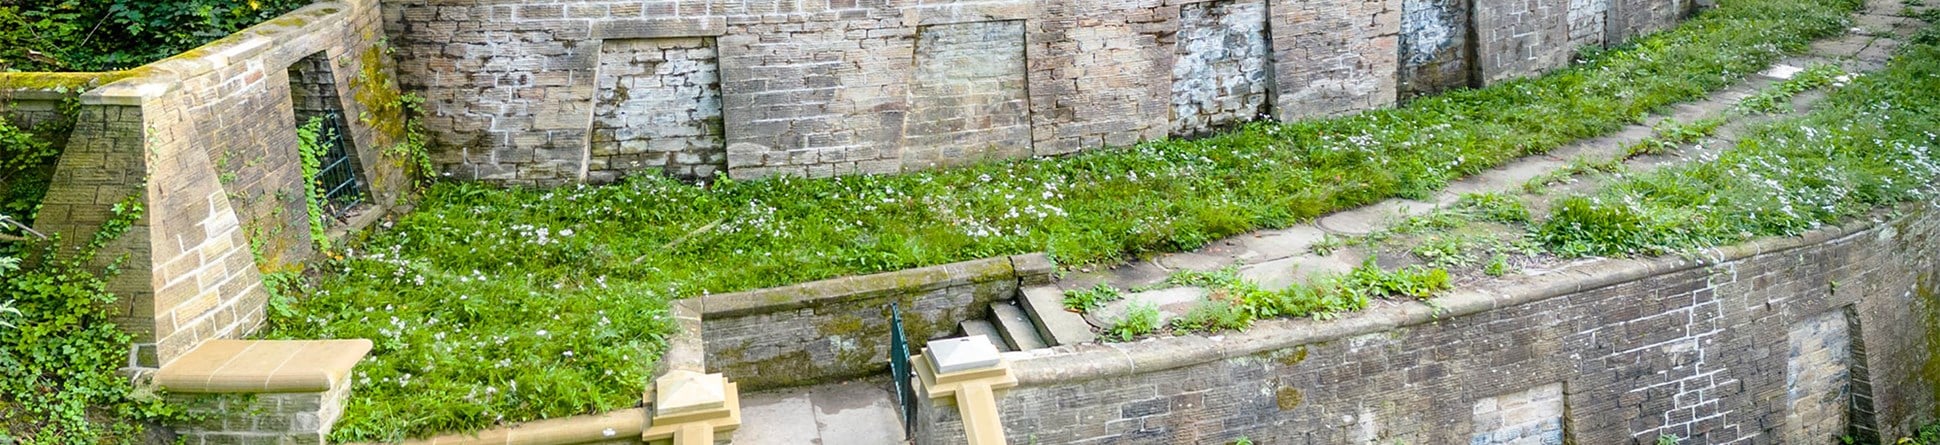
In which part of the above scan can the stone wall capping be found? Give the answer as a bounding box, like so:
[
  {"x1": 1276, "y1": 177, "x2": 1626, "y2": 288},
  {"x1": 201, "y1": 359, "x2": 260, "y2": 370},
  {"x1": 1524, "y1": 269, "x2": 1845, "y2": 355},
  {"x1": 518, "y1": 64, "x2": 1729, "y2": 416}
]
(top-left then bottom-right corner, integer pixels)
[
  {"x1": 900, "y1": 1, "x2": 1035, "y2": 27},
  {"x1": 200, "y1": 36, "x2": 274, "y2": 69},
  {"x1": 590, "y1": 17, "x2": 728, "y2": 39},
  {"x1": 1008, "y1": 253, "x2": 1056, "y2": 285},
  {"x1": 349, "y1": 408, "x2": 650, "y2": 445},
  {"x1": 153, "y1": 339, "x2": 372, "y2": 394},
  {"x1": 1116, "y1": 335, "x2": 1222, "y2": 374},
  {"x1": 656, "y1": 300, "x2": 708, "y2": 377},
  {"x1": 80, "y1": 80, "x2": 177, "y2": 106},
  {"x1": 698, "y1": 255, "x2": 1017, "y2": 317}
]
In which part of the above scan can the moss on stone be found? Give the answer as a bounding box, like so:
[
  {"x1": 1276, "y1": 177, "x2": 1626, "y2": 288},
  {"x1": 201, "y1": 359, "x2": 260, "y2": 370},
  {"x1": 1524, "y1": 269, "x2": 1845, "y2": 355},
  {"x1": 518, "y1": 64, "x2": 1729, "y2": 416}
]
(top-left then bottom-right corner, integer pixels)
[
  {"x1": 1272, "y1": 346, "x2": 1309, "y2": 367},
  {"x1": 351, "y1": 43, "x2": 407, "y2": 148},
  {"x1": 1919, "y1": 274, "x2": 1940, "y2": 409},
  {"x1": 0, "y1": 71, "x2": 134, "y2": 92},
  {"x1": 1275, "y1": 385, "x2": 1303, "y2": 411}
]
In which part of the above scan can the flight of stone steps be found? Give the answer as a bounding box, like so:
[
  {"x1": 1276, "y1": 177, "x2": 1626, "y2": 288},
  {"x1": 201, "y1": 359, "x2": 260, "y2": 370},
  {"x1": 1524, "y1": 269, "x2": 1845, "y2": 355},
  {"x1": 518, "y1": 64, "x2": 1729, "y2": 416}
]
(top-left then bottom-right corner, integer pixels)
[{"x1": 953, "y1": 285, "x2": 1097, "y2": 351}]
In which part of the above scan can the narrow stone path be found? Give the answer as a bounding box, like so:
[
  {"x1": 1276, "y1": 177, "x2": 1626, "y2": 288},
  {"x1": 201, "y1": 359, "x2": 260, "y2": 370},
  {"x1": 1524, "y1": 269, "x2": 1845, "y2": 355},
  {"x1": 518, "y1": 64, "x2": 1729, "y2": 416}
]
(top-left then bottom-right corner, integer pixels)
[
  {"x1": 734, "y1": 378, "x2": 907, "y2": 445},
  {"x1": 1059, "y1": 0, "x2": 1929, "y2": 320}
]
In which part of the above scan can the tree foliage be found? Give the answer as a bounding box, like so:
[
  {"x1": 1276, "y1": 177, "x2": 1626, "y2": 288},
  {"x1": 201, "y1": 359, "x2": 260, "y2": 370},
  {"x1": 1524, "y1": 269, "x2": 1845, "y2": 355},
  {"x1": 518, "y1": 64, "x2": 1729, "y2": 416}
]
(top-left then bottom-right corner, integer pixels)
[{"x1": 0, "y1": 0, "x2": 313, "y2": 72}]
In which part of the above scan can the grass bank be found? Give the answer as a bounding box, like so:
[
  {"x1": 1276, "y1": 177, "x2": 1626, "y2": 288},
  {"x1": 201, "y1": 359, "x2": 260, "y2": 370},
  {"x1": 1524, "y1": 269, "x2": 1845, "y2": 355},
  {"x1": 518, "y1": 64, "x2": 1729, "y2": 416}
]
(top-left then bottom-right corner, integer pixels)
[
  {"x1": 266, "y1": 0, "x2": 1860, "y2": 439},
  {"x1": 1538, "y1": 19, "x2": 1940, "y2": 256}
]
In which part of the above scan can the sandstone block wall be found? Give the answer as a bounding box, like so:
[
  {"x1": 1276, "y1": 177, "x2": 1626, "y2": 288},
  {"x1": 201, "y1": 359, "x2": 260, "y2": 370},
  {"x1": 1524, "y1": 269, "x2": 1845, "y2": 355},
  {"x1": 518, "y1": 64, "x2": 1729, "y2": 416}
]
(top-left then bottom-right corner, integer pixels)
[
  {"x1": 9, "y1": 0, "x2": 410, "y2": 370},
  {"x1": 916, "y1": 205, "x2": 1940, "y2": 444},
  {"x1": 390, "y1": 0, "x2": 1687, "y2": 185},
  {"x1": 166, "y1": 383, "x2": 352, "y2": 445},
  {"x1": 904, "y1": 20, "x2": 1032, "y2": 168},
  {"x1": 592, "y1": 37, "x2": 726, "y2": 181},
  {"x1": 1401, "y1": 0, "x2": 1666, "y2": 96},
  {"x1": 699, "y1": 254, "x2": 1053, "y2": 390},
  {"x1": 1400, "y1": 0, "x2": 1471, "y2": 98},
  {"x1": 1170, "y1": 0, "x2": 1273, "y2": 136}
]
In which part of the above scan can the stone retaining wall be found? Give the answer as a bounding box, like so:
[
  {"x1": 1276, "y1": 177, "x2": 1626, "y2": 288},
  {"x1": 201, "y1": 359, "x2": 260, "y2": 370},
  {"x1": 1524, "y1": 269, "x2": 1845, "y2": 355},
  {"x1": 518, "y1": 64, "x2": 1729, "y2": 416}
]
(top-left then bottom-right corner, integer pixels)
[
  {"x1": 915, "y1": 204, "x2": 1940, "y2": 444},
  {"x1": 699, "y1": 254, "x2": 1054, "y2": 390},
  {"x1": 0, "y1": 0, "x2": 410, "y2": 370},
  {"x1": 387, "y1": 0, "x2": 1690, "y2": 185}
]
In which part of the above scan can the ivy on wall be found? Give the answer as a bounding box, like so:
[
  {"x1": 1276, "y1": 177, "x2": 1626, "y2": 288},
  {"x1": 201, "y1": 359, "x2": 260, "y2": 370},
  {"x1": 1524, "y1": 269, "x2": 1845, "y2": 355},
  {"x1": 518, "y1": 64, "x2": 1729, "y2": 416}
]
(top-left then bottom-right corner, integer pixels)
[{"x1": 0, "y1": 195, "x2": 187, "y2": 444}]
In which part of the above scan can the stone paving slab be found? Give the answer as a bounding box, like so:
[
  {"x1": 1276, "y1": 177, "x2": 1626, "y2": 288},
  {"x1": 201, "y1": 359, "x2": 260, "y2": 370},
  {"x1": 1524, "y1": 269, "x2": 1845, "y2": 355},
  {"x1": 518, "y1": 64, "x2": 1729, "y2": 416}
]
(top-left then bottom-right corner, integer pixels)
[{"x1": 734, "y1": 379, "x2": 905, "y2": 445}]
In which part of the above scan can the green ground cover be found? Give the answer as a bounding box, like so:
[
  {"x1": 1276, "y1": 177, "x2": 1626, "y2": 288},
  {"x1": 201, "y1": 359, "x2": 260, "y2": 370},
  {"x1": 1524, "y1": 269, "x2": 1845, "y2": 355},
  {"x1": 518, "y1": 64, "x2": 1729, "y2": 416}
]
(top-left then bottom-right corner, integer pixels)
[
  {"x1": 263, "y1": 0, "x2": 1863, "y2": 440},
  {"x1": 1538, "y1": 22, "x2": 1940, "y2": 256}
]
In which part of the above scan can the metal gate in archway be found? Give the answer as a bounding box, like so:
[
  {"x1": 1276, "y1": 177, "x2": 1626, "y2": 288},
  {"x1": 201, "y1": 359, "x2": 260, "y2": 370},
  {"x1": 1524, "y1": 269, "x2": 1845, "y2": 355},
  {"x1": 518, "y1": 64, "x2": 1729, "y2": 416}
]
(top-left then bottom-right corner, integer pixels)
[{"x1": 310, "y1": 111, "x2": 364, "y2": 217}]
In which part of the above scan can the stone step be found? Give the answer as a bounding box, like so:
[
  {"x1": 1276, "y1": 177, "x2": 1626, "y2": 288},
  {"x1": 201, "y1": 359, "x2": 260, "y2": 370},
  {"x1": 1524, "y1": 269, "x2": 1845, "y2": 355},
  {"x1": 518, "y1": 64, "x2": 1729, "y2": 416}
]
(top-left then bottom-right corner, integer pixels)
[
  {"x1": 1018, "y1": 285, "x2": 1098, "y2": 346},
  {"x1": 990, "y1": 301, "x2": 1049, "y2": 351},
  {"x1": 958, "y1": 319, "x2": 1010, "y2": 352}
]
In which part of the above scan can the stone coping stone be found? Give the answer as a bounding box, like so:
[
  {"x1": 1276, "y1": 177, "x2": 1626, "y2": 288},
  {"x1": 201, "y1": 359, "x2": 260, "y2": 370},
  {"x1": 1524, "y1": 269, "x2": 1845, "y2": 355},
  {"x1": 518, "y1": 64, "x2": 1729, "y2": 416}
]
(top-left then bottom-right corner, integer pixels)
[
  {"x1": 698, "y1": 253, "x2": 1051, "y2": 317},
  {"x1": 1002, "y1": 213, "x2": 1892, "y2": 386},
  {"x1": 351, "y1": 408, "x2": 649, "y2": 445},
  {"x1": 1019, "y1": 285, "x2": 1097, "y2": 346},
  {"x1": 154, "y1": 339, "x2": 373, "y2": 393}
]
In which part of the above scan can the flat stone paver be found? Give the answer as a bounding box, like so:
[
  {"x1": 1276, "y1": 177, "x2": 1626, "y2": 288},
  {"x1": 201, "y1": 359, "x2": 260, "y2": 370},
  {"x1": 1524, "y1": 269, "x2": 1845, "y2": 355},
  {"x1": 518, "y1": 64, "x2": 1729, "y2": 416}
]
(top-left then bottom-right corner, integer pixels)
[{"x1": 734, "y1": 379, "x2": 905, "y2": 445}]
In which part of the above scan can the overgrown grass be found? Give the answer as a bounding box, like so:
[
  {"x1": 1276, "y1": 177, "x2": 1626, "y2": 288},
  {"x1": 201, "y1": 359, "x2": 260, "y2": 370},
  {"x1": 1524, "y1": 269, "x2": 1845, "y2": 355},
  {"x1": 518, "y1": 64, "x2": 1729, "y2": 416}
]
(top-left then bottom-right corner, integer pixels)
[
  {"x1": 1539, "y1": 27, "x2": 1940, "y2": 257},
  {"x1": 266, "y1": 0, "x2": 1861, "y2": 439}
]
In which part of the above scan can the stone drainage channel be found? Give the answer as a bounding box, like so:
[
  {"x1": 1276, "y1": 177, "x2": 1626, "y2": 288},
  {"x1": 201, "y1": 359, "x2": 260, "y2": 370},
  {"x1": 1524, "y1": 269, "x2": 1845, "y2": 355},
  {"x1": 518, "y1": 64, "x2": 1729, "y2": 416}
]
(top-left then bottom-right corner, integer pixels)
[{"x1": 717, "y1": 3, "x2": 1926, "y2": 443}]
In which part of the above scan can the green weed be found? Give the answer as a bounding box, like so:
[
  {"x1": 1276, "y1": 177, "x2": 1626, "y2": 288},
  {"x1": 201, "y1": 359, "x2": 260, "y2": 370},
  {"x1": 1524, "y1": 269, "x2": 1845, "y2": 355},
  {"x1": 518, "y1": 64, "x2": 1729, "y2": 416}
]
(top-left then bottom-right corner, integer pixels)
[
  {"x1": 1107, "y1": 302, "x2": 1161, "y2": 342},
  {"x1": 1063, "y1": 282, "x2": 1126, "y2": 312},
  {"x1": 1172, "y1": 300, "x2": 1254, "y2": 333},
  {"x1": 1541, "y1": 28, "x2": 1940, "y2": 257}
]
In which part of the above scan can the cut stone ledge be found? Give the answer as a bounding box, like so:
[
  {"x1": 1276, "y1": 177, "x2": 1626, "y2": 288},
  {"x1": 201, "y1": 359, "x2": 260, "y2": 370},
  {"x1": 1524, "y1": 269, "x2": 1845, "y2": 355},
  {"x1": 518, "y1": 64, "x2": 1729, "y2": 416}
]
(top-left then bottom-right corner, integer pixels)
[{"x1": 153, "y1": 339, "x2": 373, "y2": 393}]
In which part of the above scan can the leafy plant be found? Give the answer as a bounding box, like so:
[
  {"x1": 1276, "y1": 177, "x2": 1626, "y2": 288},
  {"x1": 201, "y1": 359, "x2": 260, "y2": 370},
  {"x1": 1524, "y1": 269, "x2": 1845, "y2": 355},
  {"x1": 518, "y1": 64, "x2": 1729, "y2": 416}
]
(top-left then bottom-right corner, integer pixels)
[
  {"x1": 1063, "y1": 282, "x2": 1125, "y2": 312},
  {"x1": 1106, "y1": 302, "x2": 1161, "y2": 342},
  {"x1": 1541, "y1": 33, "x2": 1940, "y2": 257},
  {"x1": 1484, "y1": 253, "x2": 1512, "y2": 277},
  {"x1": 1339, "y1": 258, "x2": 1452, "y2": 300},
  {"x1": 381, "y1": 92, "x2": 436, "y2": 186},
  {"x1": 296, "y1": 116, "x2": 330, "y2": 251},
  {"x1": 0, "y1": 115, "x2": 60, "y2": 228},
  {"x1": 0, "y1": 195, "x2": 184, "y2": 444},
  {"x1": 0, "y1": 0, "x2": 316, "y2": 72},
  {"x1": 0, "y1": 299, "x2": 17, "y2": 330},
  {"x1": 1736, "y1": 63, "x2": 1848, "y2": 114},
  {"x1": 1171, "y1": 300, "x2": 1253, "y2": 333},
  {"x1": 1453, "y1": 192, "x2": 1530, "y2": 224}
]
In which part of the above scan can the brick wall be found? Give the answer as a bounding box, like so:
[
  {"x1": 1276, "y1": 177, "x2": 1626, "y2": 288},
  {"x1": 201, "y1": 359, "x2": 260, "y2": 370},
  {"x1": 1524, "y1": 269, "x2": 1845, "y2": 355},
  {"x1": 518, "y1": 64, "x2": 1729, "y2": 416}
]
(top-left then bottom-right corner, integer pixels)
[
  {"x1": 13, "y1": 0, "x2": 410, "y2": 370},
  {"x1": 391, "y1": 0, "x2": 1688, "y2": 185},
  {"x1": 700, "y1": 254, "x2": 1052, "y2": 390},
  {"x1": 1170, "y1": 0, "x2": 1273, "y2": 136},
  {"x1": 1474, "y1": 0, "x2": 1610, "y2": 84},
  {"x1": 905, "y1": 20, "x2": 1032, "y2": 168},
  {"x1": 1400, "y1": 0, "x2": 1471, "y2": 98},
  {"x1": 916, "y1": 204, "x2": 1940, "y2": 444},
  {"x1": 591, "y1": 37, "x2": 725, "y2": 181},
  {"x1": 1786, "y1": 309, "x2": 1854, "y2": 442},
  {"x1": 1609, "y1": 0, "x2": 1692, "y2": 43}
]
